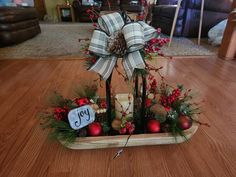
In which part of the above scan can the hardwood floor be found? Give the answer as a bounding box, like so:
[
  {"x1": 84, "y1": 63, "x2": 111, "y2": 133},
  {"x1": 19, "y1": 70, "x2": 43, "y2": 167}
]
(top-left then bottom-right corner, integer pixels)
[{"x1": 0, "y1": 57, "x2": 236, "y2": 177}]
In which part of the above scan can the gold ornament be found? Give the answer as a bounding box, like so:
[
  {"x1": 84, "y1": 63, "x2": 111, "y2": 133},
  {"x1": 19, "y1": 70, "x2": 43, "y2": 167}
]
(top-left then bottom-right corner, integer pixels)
[
  {"x1": 111, "y1": 118, "x2": 122, "y2": 131},
  {"x1": 150, "y1": 103, "x2": 167, "y2": 117},
  {"x1": 155, "y1": 94, "x2": 161, "y2": 103}
]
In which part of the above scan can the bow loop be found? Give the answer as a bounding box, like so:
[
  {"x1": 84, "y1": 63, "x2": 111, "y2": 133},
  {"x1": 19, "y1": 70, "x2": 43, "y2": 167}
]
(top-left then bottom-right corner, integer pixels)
[
  {"x1": 89, "y1": 30, "x2": 110, "y2": 56},
  {"x1": 98, "y1": 12, "x2": 125, "y2": 35},
  {"x1": 122, "y1": 23, "x2": 144, "y2": 52},
  {"x1": 123, "y1": 51, "x2": 146, "y2": 80},
  {"x1": 89, "y1": 56, "x2": 117, "y2": 80},
  {"x1": 138, "y1": 21, "x2": 157, "y2": 41}
]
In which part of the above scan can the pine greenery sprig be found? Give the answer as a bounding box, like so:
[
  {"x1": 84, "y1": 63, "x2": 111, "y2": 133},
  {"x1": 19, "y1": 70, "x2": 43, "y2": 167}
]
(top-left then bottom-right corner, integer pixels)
[
  {"x1": 38, "y1": 112, "x2": 77, "y2": 145},
  {"x1": 74, "y1": 84, "x2": 98, "y2": 100},
  {"x1": 47, "y1": 91, "x2": 76, "y2": 109}
]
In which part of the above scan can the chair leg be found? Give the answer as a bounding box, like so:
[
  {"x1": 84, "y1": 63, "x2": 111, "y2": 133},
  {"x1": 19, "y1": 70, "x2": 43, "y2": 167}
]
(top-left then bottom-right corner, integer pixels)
[
  {"x1": 168, "y1": 0, "x2": 182, "y2": 47},
  {"x1": 198, "y1": 0, "x2": 205, "y2": 45}
]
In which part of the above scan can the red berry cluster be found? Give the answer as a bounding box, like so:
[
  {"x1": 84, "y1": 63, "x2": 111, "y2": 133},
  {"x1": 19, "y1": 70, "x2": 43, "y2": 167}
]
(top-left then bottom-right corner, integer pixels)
[
  {"x1": 75, "y1": 98, "x2": 90, "y2": 107},
  {"x1": 149, "y1": 79, "x2": 157, "y2": 93},
  {"x1": 89, "y1": 57, "x2": 97, "y2": 64},
  {"x1": 157, "y1": 28, "x2": 161, "y2": 34},
  {"x1": 147, "y1": 75, "x2": 158, "y2": 92},
  {"x1": 137, "y1": 14, "x2": 145, "y2": 21},
  {"x1": 86, "y1": 7, "x2": 99, "y2": 28},
  {"x1": 99, "y1": 100, "x2": 107, "y2": 109},
  {"x1": 54, "y1": 107, "x2": 68, "y2": 121},
  {"x1": 146, "y1": 99, "x2": 152, "y2": 107},
  {"x1": 160, "y1": 88, "x2": 181, "y2": 109},
  {"x1": 171, "y1": 88, "x2": 181, "y2": 98},
  {"x1": 120, "y1": 122, "x2": 135, "y2": 135},
  {"x1": 144, "y1": 34, "x2": 169, "y2": 54}
]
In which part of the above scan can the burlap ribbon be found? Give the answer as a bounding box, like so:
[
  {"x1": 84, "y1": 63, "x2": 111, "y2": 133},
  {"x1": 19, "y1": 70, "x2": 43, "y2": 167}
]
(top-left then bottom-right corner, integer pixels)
[{"x1": 88, "y1": 12, "x2": 156, "y2": 80}]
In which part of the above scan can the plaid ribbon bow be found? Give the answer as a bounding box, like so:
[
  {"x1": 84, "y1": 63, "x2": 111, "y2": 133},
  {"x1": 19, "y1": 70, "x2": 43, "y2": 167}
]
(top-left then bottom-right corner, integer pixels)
[{"x1": 88, "y1": 12, "x2": 156, "y2": 80}]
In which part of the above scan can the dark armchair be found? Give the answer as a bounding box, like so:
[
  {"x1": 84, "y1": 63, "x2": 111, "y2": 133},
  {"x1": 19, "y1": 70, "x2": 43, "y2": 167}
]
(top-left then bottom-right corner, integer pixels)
[
  {"x1": 120, "y1": 0, "x2": 144, "y2": 13},
  {"x1": 151, "y1": 0, "x2": 232, "y2": 37},
  {"x1": 101, "y1": 0, "x2": 145, "y2": 13}
]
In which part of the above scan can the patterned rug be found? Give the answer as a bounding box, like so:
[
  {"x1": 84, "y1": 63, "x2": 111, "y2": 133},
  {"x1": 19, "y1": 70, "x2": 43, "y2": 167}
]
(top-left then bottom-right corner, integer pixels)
[{"x1": 0, "y1": 23, "x2": 218, "y2": 59}]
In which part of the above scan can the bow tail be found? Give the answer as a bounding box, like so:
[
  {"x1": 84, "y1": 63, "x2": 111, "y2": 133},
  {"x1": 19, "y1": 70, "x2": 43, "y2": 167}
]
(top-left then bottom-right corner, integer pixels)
[
  {"x1": 89, "y1": 56, "x2": 117, "y2": 80},
  {"x1": 123, "y1": 51, "x2": 146, "y2": 80}
]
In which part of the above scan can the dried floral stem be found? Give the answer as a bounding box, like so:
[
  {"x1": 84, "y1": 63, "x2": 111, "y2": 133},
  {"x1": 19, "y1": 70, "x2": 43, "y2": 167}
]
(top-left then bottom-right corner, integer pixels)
[
  {"x1": 113, "y1": 134, "x2": 132, "y2": 159},
  {"x1": 115, "y1": 65, "x2": 128, "y2": 81},
  {"x1": 194, "y1": 120, "x2": 210, "y2": 127},
  {"x1": 146, "y1": 63, "x2": 166, "y2": 82},
  {"x1": 115, "y1": 95, "x2": 132, "y2": 118}
]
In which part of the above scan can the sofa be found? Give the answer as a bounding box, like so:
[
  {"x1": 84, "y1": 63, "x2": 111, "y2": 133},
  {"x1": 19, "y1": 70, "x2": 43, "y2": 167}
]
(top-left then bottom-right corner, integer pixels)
[
  {"x1": 151, "y1": 0, "x2": 232, "y2": 37},
  {"x1": 0, "y1": 7, "x2": 41, "y2": 47}
]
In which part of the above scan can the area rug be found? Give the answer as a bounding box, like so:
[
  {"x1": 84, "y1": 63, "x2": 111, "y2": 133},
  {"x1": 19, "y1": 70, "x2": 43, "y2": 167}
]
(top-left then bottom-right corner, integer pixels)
[{"x1": 0, "y1": 23, "x2": 218, "y2": 59}]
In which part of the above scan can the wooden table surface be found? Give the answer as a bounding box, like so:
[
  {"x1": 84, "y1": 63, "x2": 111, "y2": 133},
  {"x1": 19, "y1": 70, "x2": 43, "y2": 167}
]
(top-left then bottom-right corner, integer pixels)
[{"x1": 0, "y1": 57, "x2": 236, "y2": 177}]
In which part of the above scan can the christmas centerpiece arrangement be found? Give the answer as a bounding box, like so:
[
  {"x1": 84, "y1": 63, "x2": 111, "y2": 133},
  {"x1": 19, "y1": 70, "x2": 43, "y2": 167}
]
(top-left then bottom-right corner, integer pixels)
[{"x1": 39, "y1": 12, "x2": 209, "y2": 152}]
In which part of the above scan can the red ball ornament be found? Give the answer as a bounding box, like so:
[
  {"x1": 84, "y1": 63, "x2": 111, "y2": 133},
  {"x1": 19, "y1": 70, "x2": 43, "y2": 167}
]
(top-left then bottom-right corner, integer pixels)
[
  {"x1": 88, "y1": 122, "x2": 102, "y2": 136},
  {"x1": 178, "y1": 116, "x2": 192, "y2": 130},
  {"x1": 147, "y1": 120, "x2": 161, "y2": 133}
]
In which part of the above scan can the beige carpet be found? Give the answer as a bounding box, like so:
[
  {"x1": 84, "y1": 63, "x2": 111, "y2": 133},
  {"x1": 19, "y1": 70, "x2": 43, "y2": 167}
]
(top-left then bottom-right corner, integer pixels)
[{"x1": 0, "y1": 23, "x2": 218, "y2": 59}]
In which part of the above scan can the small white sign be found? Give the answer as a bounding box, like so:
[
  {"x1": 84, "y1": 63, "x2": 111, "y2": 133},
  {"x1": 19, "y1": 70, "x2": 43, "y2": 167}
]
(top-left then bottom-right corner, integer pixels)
[{"x1": 68, "y1": 105, "x2": 95, "y2": 130}]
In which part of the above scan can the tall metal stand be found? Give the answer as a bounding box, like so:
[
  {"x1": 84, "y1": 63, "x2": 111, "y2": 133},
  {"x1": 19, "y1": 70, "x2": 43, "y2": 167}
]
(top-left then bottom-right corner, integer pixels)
[
  {"x1": 198, "y1": 0, "x2": 205, "y2": 45},
  {"x1": 106, "y1": 74, "x2": 112, "y2": 126},
  {"x1": 135, "y1": 75, "x2": 139, "y2": 98},
  {"x1": 141, "y1": 76, "x2": 147, "y2": 131},
  {"x1": 168, "y1": 0, "x2": 182, "y2": 47}
]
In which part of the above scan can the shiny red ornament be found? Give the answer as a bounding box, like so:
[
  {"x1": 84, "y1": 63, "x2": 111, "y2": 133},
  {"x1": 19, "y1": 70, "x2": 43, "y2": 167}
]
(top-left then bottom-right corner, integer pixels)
[
  {"x1": 75, "y1": 97, "x2": 90, "y2": 107},
  {"x1": 88, "y1": 122, "x2": 102, "y2": 136},
  {"x1": 147, "y1": 119, "x2": 161, "y2": 133},
  {"x1": 178, "y1": 116, "x2": 192, "y2": 130}
]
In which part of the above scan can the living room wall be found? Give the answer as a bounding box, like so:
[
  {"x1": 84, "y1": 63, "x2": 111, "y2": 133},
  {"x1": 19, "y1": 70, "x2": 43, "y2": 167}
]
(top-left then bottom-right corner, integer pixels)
[{"x1": 44, "y1": 0, "x2": 73, "y2": 22}]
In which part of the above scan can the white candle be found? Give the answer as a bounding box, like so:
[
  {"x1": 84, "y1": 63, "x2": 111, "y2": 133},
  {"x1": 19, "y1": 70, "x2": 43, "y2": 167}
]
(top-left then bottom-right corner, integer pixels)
[{"x1": 115, "y1": 93, "x2": 134, "y2": 119}]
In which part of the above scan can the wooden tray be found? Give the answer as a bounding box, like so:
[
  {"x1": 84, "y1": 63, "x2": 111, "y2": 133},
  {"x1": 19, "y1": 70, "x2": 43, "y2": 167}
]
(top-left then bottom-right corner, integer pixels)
[{"x1": 59, "y1": 123, "x2": 198, "y2": 150}]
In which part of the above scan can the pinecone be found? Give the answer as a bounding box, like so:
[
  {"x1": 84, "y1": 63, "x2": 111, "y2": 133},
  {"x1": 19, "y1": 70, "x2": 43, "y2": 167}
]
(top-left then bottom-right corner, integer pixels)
[{"x1": 107, "y1": 31, "x2": 127, "y2": 57}]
